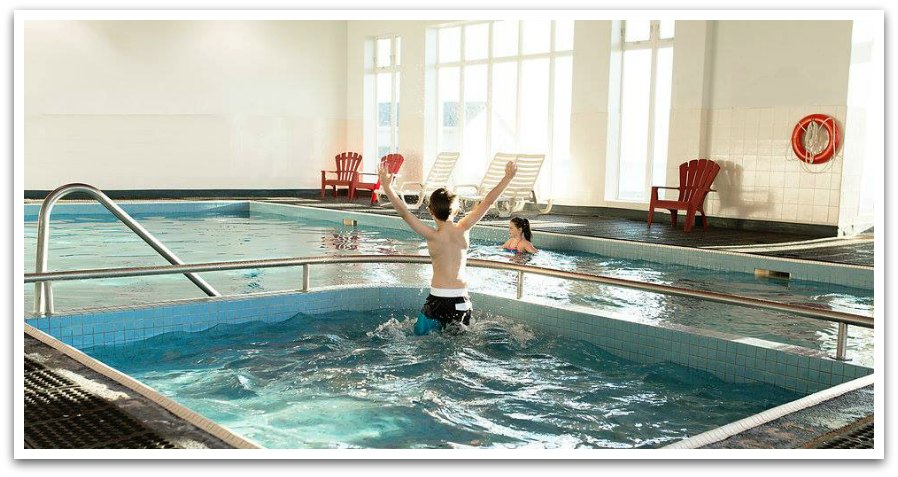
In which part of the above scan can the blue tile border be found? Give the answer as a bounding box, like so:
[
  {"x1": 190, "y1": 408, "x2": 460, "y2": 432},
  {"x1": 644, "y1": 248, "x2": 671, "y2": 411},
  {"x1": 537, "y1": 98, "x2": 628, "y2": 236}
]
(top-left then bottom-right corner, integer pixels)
[
  {"x1": 24, "y1": 200, "x2": 249, "y2": 220},
  {"x1": 25, "y1": 285, "x2": 872, "y2": 396}
]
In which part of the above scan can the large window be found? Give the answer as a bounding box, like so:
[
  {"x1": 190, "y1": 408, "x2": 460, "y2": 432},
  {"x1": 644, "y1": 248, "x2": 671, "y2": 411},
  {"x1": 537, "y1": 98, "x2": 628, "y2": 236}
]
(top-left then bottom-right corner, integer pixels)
[
  {"x1": 607, "y1": 20, "x2": 675, "y2": 202},
  {"x1": 365, "y1": 35, "x2": 401, "y2": 167},
  {"x1": 428, "y1": 21, "x2": 574, "y2": 195}
]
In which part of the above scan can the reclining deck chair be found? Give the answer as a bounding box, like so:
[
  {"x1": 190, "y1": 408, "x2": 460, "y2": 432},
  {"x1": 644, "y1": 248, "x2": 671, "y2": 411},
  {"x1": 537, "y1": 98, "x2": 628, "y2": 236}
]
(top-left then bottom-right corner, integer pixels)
[
  {"x1": 355, "y1": 153, "x2": 404, "y2": 205},
  {"x1": 647, "y1": 158, "x2": 720, "y2": 232},
  {"x1": 380, "y1": 152, "x2": 460, "y2": 209},
  {"x1": 320, "y1": 152, "x2": 363, "y2": 200},
  {"x1": 456, "y1": 153, "x2": 552, "y2": 217}
]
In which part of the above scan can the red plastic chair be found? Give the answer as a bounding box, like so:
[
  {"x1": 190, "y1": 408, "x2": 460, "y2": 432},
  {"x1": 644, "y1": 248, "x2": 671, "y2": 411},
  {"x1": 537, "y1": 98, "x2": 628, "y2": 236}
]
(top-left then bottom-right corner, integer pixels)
[
  {"x1": 647, "y1": 159, "x2": 720, "y2": 232},
  {"x1": 354, "y1": 154, "x2": 404, "y2": 205},
  {"x1": 321, "y1": 152, "x2": 363, "y2": 200}
]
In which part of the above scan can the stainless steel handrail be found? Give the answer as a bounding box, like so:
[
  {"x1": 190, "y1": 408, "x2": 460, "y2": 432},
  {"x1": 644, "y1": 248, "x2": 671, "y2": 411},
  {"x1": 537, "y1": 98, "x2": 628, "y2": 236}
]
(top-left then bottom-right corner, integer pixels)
[
  {"x1": 32, "y1": 183, "x2": 221, "y2": 315},
  {"x1": 24, "y1": 254, "x2": 874, "y2": 330}
]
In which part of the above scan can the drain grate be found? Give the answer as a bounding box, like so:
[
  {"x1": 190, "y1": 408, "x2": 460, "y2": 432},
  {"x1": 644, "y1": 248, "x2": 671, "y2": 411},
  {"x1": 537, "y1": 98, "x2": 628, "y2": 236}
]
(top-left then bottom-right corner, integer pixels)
[
  {"x1": 24, "y1": 355, "x2": 179, "y2": 449},
  {"x1": 803, "y1": 415, "x2": 874, "y2": 449}
]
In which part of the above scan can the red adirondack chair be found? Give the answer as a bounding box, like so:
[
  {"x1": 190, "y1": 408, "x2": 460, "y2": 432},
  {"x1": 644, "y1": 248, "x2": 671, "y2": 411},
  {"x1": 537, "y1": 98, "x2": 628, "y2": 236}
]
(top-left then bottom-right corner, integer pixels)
[
  {"x1": 321, "y1": 152, "x2": 363, "y2": 200},
  {"x1": 647, "y1": 159, "x2": 720, "y2": 233},
  {"x1": 354, "y1": 154, "x2": 404, "y2": 205}
]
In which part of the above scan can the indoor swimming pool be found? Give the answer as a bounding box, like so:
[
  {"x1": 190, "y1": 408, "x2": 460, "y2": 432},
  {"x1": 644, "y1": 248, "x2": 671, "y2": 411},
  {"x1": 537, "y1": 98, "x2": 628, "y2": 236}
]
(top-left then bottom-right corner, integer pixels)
[
  {"x1": 24, "y1": 202, "x2": 875, "y2": 366},
  {"x1": 86, "y1": 308, "x2": 804, "y2": 449}
]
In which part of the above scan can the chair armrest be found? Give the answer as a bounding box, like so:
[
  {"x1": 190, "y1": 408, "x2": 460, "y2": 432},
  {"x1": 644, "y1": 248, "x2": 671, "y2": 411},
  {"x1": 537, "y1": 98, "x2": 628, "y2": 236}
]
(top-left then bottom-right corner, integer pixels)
[
  {"x1": 397, "y1": 181, "x2": 423, "y2": 192},
  {"x1": 652, "y1": 186, "x2": 682, "y2": 190},
  {"x1": 454, "y1": 184, "x2": 481, "y2": 195}
]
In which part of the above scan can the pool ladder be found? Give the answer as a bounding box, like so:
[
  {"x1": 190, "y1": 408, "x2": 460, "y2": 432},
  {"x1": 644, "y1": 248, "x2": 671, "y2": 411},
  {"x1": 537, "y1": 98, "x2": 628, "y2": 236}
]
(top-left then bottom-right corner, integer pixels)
[{"x1": 32, "y1": 183, "x2": 221, "y2": 315}]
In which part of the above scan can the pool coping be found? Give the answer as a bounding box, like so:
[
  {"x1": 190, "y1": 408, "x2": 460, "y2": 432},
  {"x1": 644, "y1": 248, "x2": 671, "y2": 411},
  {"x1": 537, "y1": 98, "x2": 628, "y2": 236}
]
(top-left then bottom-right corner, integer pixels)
[
  {"x1": 663, "y1": 374, "x2": 875, "y2": 449},
  {"x1": 23, "y1": 323, "x2": 262, "y2": 450}
]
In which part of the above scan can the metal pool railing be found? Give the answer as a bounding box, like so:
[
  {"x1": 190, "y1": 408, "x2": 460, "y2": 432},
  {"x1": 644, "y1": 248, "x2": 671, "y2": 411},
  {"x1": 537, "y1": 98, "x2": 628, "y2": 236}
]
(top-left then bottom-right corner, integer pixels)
[
  {"x1": 23, "y1": 254, "x2": 873, "y2": 361},
  {"x1": 32, "y1": 183, "x2": 220, "y2": 316}
]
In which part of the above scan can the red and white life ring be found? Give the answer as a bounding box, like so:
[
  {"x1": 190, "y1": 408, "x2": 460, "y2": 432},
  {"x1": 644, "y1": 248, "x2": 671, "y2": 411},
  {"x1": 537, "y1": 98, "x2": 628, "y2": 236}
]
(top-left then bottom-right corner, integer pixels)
[{"x1": 791, "y1": 114, "x2": 842, "y2": 164}]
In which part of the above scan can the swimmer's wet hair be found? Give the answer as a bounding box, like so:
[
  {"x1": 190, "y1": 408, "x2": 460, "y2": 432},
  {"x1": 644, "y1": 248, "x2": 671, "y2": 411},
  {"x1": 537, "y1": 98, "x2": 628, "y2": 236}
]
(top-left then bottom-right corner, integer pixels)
[
  {"x1": 428, "y1": 188, "x2": 459, "y2": 221},
  {"x1": 511, "y1": 216, "x2": 532, "y2": 241}
]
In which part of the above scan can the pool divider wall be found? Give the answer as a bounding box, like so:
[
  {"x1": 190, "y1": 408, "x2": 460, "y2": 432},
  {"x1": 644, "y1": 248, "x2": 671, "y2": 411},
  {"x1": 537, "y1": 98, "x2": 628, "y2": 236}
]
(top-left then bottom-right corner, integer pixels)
[
  {"x1": 25, "y1": 285, "x2": 871, "y2": 397},
  {"x1": 247, "y1": 202, "x2": 873, "y2": 289}
]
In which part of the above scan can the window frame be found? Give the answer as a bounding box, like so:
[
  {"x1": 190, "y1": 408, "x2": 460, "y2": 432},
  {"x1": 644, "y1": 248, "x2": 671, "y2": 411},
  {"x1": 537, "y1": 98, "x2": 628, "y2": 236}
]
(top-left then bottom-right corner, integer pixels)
[
  {"x1": 608, "y1": 20, "x2": 675, "y2": 203},
  {"x1": 428, "y1": 20, "x2": 574, "y2": 190},
  {"x1": 368, "y1": 35, "x2": 402, "y2": 165}
]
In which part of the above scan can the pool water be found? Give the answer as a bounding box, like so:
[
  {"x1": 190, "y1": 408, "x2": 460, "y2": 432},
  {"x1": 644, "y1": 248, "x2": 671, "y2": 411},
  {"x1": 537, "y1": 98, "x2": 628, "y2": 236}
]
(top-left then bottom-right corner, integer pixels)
[
  {"x1": 23, "y1": 210, "x2": 874, "y2": 366},
  {"x1": 87, "y1": 308, "x2": 804, "y2": 449}
]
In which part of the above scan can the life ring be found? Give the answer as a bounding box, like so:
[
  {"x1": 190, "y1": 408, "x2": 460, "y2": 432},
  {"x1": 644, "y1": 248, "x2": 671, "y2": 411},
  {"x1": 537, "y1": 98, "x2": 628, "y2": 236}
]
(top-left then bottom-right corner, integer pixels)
[{"x1": 791, "y1": 114, "x2": 841, "y2": 164}]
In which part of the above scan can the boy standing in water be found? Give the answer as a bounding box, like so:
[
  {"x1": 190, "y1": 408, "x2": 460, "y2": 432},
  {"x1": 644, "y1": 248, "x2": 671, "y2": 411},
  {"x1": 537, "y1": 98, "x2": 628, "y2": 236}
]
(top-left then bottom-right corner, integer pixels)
[{"x1": 378, "y1": 160, "x2": 518, "y2": 335}]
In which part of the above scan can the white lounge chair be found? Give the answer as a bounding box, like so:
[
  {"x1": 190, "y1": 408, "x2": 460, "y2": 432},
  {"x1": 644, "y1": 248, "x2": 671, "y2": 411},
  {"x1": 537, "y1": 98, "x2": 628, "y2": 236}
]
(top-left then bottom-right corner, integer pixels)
[
  {"x1": 455, "y1": 153, "x2": 553, "y2": 217},
  {"x1": 380, "y1": 152, "x2": 460, "y2": 210}
]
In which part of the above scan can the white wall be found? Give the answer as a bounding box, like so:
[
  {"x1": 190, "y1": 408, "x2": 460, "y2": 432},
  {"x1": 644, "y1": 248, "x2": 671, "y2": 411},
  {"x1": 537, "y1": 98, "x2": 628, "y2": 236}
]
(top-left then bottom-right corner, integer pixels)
[
  {"x1": 839, "y1": 17, "x2": 882, "y2": 235},
  {"x1": 26, "y1": 19, "x2": 863, "y2": 228},
  {"x1": 25, "y1": 20, "x2": 348, "y2": 190},
  {"x1": 702, "y1": 20, "x2": 853, "y2": 226}
]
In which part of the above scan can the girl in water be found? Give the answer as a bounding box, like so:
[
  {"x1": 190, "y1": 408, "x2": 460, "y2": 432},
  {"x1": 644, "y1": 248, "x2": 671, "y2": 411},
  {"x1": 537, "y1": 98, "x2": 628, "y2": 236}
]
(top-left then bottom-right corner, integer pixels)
[{"x1": 501, "y1": 217, "x2": 538, "y2": 254}]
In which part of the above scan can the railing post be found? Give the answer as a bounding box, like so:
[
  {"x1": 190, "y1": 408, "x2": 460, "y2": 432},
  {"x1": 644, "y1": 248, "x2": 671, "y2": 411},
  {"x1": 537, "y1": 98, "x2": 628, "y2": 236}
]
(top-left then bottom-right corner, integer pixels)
[
  {"x1": 515, "y1": 270, "x2": 524, "y2": 299},
  {"x1": 302, "y1": 264, "x2": 310, "y2": 292},
  {"x1": 835, "y1": 322, "x2": 849, "y2": 361}
]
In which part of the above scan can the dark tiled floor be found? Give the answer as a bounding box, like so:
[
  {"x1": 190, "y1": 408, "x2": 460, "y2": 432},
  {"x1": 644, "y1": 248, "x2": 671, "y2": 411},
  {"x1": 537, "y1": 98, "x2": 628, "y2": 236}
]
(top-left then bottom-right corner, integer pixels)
[
  {"x1": 755, "y1": 242, "x2": 874, "y2": 267},
  {"x1": 266, "y1": 197, "x2": 874, "y2": 267}
]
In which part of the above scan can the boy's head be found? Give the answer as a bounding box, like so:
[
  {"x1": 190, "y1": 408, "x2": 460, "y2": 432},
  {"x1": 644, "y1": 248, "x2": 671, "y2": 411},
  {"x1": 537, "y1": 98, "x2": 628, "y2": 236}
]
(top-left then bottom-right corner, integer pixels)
[{"x1": 428, "y1": 188, "x2": 459, "y2": 221}]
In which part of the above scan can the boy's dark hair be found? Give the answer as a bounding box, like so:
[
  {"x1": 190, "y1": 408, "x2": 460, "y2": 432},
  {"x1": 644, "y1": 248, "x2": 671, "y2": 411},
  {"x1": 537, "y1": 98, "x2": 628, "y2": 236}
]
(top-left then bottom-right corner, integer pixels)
[
  {"x1": 428, "y1": 188, "x2": 458, "y2": 221},
  {"x1": 511, "y1": 216, "x2": 532, "y2": 241}
]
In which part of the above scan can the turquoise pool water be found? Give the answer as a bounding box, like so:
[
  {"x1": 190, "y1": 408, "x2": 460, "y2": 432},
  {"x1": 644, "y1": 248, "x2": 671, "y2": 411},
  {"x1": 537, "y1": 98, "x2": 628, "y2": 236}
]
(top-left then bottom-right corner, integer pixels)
[
  {"x1": 23, "y1": 209, "x2": 874, "y2": 366},
  {"x1": 87, "y1": 308, "x2": 803, "y2": 449}
]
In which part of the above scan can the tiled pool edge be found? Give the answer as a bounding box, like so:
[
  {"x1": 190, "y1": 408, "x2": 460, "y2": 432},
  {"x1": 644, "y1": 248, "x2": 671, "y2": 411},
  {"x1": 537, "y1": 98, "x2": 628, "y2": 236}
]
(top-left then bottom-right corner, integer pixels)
[
  {"x1": 248, "y1": 201, "x2": 873, "y2": 289},
  {"x1": 23, "y1": 200, "x2": 248, "y2": 219},
  {"x1": 25, "y1": 285, "x2": 872, "y2": 397},
  {"x1": 23, "y1": 322, "x2": 261, "y2": 450},
  {"x1": 663, "y1": 374, "x2": 875, "y2": 449}
]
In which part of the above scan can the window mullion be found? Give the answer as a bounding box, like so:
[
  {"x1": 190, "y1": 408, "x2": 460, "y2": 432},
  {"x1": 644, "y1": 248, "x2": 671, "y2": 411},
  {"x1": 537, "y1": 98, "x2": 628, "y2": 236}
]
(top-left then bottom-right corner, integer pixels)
[
  {"x1": 514, "y1": 20, "x2": 523, "y2": 150},
  {"x1": 546, "y1": 20, "x2": 556, "y2": 195},
  {"x1": 485, "y1": 21, "x2": 494, "y2": 163},
  {"x1": 645, "y1": 42, "x2": 659, "y2": 198}
]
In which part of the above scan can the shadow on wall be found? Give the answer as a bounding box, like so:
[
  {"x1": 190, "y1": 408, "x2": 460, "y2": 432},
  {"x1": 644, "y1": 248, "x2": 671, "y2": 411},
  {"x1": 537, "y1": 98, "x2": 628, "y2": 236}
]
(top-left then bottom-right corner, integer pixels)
[{"x1": 715, "y1": 160, "x2": 772, "y2": 218}]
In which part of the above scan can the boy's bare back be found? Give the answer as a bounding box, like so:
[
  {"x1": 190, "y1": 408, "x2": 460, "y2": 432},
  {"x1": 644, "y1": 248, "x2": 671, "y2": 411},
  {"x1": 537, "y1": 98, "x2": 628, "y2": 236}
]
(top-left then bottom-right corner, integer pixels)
[
  {"x1": 379, "y1": 160, "x2": 518, "y2": 288},
  {"x1": 424, "y1": 220, "x2": 470, "y2": 289}
]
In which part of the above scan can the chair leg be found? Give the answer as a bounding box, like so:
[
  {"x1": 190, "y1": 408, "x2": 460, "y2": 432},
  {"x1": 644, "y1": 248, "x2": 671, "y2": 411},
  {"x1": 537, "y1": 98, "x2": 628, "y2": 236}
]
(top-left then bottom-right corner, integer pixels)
[
  {"x1": 685, "y1": 208, "x2": 697, "y2": 233},
  {"x1": 669, "y1": 210, "x2": 678, "y2": 227},
  {"x1": 647, "y1": 206, "x2": 655, "y2": 227},
  {"x1": 371, "y1": 191, "x2": 378, "y2": 205},
  {"x1": 701, "y1": 209, "x2": 709, "y2": 230},
  {"x1": 321, "y1": 184, "x2": 326, "y2": 199}
]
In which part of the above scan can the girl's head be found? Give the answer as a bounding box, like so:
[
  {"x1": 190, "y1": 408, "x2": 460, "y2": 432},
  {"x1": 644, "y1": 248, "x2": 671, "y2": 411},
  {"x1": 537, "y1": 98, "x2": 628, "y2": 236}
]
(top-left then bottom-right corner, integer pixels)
[{"x1": 509, "y1": 217, "x2": 532, "y2": 241}]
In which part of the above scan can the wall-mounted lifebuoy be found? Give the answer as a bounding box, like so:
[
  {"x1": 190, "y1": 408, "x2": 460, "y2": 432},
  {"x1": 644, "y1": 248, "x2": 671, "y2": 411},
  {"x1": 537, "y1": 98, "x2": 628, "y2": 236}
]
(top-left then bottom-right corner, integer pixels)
[{"x1": 791, "y1": 114, "x2": 841, "y2": 164}]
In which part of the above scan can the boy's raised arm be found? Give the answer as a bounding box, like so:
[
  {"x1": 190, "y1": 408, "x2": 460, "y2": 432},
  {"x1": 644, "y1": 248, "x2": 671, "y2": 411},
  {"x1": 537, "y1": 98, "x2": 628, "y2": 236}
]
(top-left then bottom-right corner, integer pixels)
[
  {"x1": 378, "y1": 165, "x2": 437, "y2": 240},
  {"x1": 458, "y1": 161, "x2": 517, "y2": 231}
]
